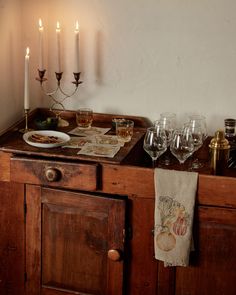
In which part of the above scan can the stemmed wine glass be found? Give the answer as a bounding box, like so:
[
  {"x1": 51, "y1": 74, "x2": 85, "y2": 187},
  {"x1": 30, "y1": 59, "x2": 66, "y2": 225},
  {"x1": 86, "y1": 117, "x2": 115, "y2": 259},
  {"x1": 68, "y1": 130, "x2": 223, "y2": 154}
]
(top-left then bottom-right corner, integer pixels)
[
  {"x1": 154, "y1": 119, "x2": 173, "y2": 145},
  {"x1": 170, "y1": 127, "x2": 194, "y2": 167},
  {"x1": 156, "y1": 112, "x2": 177, "y2": 165},
  {"x1": 143, "y1": 126, "x2": 167, "y2": 167},
  {"x1": 188, "y1": 115, "x2": 207, "y2": 141},
  {"x1": 188, "y1": 114, "x2": 207, "y2": 169},
  {"x1": 184, "y1": 122, "x2": 204, "y2": 169},
  {"x1": 160, "y1": 112, "x2": 177, "y2": 129}
]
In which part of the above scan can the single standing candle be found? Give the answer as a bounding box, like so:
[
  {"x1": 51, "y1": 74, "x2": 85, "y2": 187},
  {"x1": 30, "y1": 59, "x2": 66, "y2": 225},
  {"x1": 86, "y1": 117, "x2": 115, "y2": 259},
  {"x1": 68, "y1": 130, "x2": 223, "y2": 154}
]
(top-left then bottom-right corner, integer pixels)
[
  {"x1": 24, "y1": 47, "x2": 30, "y2": 110},
  {"x1": 38, "y1": 19, "x2": 44, "y2": 71},
  {"x1": 74, "y1": 21, "x2": 79, "y2": 73},
  {"x1": 56, "y1": 21, "x2": 61, "y2": 73}
]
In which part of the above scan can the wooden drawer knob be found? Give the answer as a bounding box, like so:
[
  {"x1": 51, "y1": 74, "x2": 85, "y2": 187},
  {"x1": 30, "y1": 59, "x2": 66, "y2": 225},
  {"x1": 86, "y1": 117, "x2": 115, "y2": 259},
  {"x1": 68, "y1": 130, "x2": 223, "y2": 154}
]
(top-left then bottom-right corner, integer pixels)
[
  {"x1": 107, "y1": 249, "x2": 122, "y2": 261},
  {"x1": 45, "y1": 168, "x2": 61, "y2": 182}
]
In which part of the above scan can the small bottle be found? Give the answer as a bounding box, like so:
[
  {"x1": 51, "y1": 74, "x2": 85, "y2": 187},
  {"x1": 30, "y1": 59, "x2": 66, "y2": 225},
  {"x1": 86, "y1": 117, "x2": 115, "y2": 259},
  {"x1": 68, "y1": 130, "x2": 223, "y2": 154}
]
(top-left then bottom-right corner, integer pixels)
[
  {"x1": 224, "y1": 118, "x2": 236, "y2": 141},
  {"x1": 209, "y1": 130, "x2": 230, "y2": 175}
]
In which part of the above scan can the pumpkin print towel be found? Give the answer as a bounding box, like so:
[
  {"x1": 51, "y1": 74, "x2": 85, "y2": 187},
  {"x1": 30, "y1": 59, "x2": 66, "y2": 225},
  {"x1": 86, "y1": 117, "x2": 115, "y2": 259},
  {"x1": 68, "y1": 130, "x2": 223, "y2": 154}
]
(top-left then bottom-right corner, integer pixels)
[{"x1": 154, "y1": 168, "x2": 198, "y2": 266}]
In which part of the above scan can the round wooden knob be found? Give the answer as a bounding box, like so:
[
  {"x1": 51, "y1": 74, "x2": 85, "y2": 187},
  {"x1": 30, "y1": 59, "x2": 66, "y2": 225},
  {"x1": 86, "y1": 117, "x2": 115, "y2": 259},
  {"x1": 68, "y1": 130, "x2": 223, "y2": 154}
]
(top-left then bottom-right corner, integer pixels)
[
  {"x1": 45, "y1": 168, "x2": 61, "y2": 182},
  {"x1": 107, "y1": 249, "x2": 122, "y2": 261}
]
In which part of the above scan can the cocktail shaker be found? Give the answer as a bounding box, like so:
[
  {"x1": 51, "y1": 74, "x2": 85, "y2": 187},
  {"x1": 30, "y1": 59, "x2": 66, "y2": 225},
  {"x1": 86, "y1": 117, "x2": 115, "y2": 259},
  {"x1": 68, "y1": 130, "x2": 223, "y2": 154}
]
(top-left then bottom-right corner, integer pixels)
[{"x1": 209, "y1": 130, "x2": 230, "y2": 175}]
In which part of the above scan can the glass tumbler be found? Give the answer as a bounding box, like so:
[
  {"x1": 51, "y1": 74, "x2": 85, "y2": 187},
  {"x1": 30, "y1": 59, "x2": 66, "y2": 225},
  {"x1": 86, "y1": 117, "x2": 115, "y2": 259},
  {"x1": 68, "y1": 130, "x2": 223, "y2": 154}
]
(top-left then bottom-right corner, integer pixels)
[{"x1": 76, "y1": 108, "x2": 93, "y2": 129}]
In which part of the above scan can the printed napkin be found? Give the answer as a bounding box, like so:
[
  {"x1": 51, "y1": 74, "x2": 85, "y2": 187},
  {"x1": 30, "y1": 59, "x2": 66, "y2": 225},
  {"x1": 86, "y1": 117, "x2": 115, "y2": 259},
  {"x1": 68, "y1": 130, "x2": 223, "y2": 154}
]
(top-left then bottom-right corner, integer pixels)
[{"x1": 154, "y1": 168, "x2": 198, "y2": 266}]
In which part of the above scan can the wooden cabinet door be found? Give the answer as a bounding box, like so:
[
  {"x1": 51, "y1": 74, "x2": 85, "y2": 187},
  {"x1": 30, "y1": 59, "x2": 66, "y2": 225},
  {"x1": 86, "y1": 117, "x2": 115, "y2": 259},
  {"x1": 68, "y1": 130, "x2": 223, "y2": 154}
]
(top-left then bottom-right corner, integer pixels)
[
  {"x1": 0, "y1": 181, "x2": 25, "y2": 295},
  {"x1": 158, "y1": 205, "x2": 236, "y2": 295},
  {"x1": 25, "y1": 185, "x2": 126, "y2": 295}
]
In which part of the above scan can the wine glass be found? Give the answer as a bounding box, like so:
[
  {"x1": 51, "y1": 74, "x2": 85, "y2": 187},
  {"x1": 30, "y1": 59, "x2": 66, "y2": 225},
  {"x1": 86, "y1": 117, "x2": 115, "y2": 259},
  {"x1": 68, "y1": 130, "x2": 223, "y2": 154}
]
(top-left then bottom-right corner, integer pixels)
[
  {"x1": 188, "y1": 115, "x2": 207, "y2": 141},
  {"x1": 160, "y1": 112, "x2": 177, "y2": 129},
  {"x1": 143, "y1": 126, "x2": 167, "y2": 167},
  {"x1": 156, "y1": 112, "x2": 177, "y2": 165},
  {"x1": 184, "y1": 122, "x2": 204, "y2": 169},
  {"x1": 154, "y1": 119, "x2": 173, "y2": 146},
  {"x1": 170, "y1": 127, "x2": 194, "y2": 166}
]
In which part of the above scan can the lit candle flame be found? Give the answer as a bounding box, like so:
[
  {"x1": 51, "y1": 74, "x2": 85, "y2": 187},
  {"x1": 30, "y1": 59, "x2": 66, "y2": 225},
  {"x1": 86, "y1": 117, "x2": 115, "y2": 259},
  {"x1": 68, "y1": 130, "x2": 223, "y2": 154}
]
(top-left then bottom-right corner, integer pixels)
[
  {"x1": 56, "y1": 21, "x2": 60, "y2": 32},
  {"x1": 75, "y1": 21, "x2": 79, "y2": 32},
  {"x1": 39, "y1": 18, "x2": 43, "y2": 29},
  {"x1": 26, "y1": 47, "x2": 30, "y2": 57}
]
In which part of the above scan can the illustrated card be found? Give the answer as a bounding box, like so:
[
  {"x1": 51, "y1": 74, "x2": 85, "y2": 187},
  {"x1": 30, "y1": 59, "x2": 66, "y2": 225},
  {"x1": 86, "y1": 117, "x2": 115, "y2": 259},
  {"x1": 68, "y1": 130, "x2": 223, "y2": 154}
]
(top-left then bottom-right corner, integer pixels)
[
  {"x1": 68, "y1": 127, "x2": 110, "y2": 137},
  {"x1": 62, "y1": 136, "x2": 95, "y2": 148},
  {"x1": 95, "y1": 135, "x2": 124, "y2": 146},
  {"x1": 77, "y1": 143, "x2": 120, "y2": 158}
]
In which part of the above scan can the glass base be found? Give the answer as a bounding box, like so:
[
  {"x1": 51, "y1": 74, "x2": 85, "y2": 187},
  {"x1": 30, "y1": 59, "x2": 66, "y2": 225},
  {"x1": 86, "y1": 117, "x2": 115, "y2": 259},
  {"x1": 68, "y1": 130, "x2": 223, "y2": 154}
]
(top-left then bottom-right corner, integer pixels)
[
  {"x1": 159, "y1": 156, "x2": 171, "y2": 166},
  {"x1": 19, "y1": 127, "x2": 34, "y2": 134},
  {"x1": 188, "y1": 158, "x2": 204, "y2": 171}
]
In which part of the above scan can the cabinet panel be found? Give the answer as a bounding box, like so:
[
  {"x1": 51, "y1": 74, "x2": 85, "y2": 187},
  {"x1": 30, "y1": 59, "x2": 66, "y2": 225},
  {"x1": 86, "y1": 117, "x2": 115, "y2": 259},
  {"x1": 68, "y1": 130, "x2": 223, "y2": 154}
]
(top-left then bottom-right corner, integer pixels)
[
  {"x1": 175, "y1": 206, "x2": 236, "y2": 295},
  {"x1": 0, "y1": 181, "x2": 24, "y2": 295},
  {"x1": 158, "y1": 206, "x2": 236, "y2": 295},
  {"x1": 126, "y1": 197, "x2": 158, "y2": 295},
  {"x1": 26, "y1": 186, "x2": 126, "y2": 295}
]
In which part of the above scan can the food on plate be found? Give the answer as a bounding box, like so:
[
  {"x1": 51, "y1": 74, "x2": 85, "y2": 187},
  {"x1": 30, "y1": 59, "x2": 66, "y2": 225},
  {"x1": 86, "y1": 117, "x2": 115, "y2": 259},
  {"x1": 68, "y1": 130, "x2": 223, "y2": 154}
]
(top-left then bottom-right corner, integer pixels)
[{"x1": 29, "y1": 133, "x2": 62, "y2": 144}]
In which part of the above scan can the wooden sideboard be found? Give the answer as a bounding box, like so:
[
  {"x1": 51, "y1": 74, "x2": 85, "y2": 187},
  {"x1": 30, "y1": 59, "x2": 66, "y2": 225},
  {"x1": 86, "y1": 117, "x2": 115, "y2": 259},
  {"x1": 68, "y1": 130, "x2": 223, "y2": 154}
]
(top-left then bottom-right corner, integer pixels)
[{"x1": 0, "y1": 109, "x2": 236, "y2": 295}]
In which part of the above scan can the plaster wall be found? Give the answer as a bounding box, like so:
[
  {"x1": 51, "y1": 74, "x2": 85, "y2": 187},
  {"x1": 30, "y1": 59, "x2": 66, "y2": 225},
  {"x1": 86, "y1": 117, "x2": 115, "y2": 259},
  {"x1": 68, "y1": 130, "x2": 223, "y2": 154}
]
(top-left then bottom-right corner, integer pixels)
[
  {"x1": 0, "y1": 0, "x2": 22, "y2": 131},
  {"x1": 1, "y1": 0, "x2": 236, "y2": 134}
]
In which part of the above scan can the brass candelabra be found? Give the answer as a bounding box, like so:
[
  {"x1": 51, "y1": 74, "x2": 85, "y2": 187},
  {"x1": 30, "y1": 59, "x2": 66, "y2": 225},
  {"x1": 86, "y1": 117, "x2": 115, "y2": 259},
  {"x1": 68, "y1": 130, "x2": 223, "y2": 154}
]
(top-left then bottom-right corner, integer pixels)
[{"x1": 36, "y1": 69, "x2": 82, "y2": 126}]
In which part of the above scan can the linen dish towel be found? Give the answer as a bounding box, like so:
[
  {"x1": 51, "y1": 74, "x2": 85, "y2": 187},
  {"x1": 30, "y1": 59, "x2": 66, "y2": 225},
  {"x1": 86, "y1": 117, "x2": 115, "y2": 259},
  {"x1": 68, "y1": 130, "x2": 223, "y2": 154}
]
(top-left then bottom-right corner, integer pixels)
[{"x1": 154, "y1": 168, "x2": 198, "y2": 267}]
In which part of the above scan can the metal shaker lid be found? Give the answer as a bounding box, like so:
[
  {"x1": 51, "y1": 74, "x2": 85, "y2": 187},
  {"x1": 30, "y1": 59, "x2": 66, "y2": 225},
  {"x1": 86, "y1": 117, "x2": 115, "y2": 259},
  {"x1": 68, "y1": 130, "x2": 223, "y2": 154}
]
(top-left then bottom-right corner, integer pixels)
[{"x1": 209, "y1": 130, "x2": 230, "y2": 150}]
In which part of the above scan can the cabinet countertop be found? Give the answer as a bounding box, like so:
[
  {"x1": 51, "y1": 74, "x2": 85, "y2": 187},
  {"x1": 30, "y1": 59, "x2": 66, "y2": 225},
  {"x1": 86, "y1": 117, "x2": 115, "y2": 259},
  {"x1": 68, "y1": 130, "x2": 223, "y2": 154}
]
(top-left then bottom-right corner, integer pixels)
[{"x1": 0, "y1": 108, "x2": 236, "y2": 209}]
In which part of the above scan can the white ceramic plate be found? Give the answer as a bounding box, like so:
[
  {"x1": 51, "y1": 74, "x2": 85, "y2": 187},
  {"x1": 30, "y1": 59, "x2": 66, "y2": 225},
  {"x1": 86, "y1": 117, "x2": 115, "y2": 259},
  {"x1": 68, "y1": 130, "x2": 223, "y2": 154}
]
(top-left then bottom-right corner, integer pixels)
[{"x1": 23, "y1": 130, "x2": 70, "y2": 148}]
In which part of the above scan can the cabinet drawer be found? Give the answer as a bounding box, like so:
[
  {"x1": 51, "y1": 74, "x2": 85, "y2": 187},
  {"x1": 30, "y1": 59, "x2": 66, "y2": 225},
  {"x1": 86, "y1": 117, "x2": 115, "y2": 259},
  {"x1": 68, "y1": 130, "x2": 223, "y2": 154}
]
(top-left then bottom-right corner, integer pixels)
[{"x1": 10, "y1": 157, "x2": 99, "y2": 191}]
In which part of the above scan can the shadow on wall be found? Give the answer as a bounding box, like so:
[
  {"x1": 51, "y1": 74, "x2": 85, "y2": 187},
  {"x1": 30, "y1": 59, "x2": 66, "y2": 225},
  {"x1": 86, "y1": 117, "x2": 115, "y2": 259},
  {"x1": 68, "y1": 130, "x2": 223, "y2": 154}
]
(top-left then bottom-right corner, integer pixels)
[{"x1": 95, "y1": 30, "x2": 104, "y2": 86}]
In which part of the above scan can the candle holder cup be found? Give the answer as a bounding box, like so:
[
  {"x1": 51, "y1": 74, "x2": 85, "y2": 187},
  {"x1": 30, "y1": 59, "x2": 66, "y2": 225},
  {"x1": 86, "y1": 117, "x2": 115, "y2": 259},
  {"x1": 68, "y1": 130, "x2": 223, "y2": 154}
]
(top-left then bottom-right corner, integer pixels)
[{"x1": 19, "y1": 109, "x2": 34, "y2": 133}]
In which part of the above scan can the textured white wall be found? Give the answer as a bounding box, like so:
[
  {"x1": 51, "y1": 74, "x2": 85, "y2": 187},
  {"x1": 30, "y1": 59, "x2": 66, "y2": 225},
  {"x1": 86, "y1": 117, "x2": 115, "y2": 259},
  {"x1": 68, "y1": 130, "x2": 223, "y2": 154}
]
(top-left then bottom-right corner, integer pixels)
[
  {"x1": 1, "y1": 0, "x2": 236, "y2": 134},
  {"x1": 0, "y1": 0, "x2": 48, "y2": 133},
  {"x1": 37, "y1": 0, "x2": 236, "y2": 135},
  {"x1": 0, "y1": 0, "x2": 22, "y2": 132}
]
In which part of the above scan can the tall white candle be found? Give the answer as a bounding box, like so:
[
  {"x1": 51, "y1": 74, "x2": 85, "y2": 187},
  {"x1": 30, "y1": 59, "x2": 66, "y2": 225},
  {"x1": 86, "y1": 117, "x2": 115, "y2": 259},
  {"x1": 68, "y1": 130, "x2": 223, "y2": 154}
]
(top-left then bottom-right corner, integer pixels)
[
  {"x1": 74, "y1": 21, "x2": 79, "y2": 73},
  {"x1": 24, "y1": 47, "x2": 30, "y2": 110},
  {"x1": 56, "y1": 21, "x2": 61, "y2": 73},
  {"x1": 38, "y1": 19, "x2": 44, "y2": 71}
]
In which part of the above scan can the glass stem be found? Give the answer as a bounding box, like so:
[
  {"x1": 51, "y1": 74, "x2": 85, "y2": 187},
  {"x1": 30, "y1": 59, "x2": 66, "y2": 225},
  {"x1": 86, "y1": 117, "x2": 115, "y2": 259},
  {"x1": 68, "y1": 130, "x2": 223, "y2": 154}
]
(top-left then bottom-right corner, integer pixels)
[
  {"x1": 152, "y1": 159, "x2": 156, "y2": 168},
  {"x1": 178, "y1": 162, "x2": 185, "y2": 170}
]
